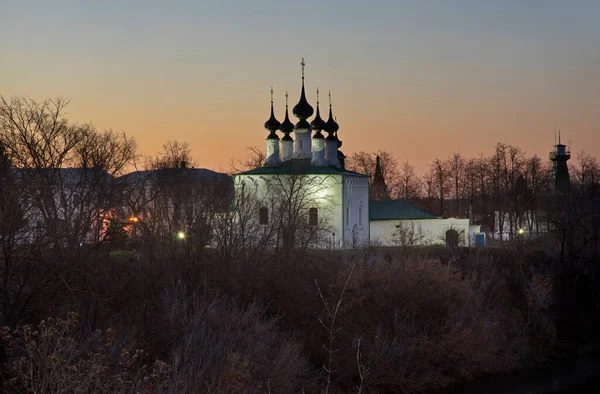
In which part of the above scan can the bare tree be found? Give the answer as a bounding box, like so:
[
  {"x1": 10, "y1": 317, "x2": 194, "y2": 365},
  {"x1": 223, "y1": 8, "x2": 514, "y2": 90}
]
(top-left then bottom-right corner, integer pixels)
[
  {"x1": 148, "y1": 140, "x2": 195, "y2": 170},
  {"x1": 211, "y1": 168, "x2": 339, "y2": 279},
  {"x1": 430, "y1": 159, "x2": 450, "y2": 216},
  {"x1": 505, "y1": 145, "x2": 526, "y2": 238},
  {"x1": 423, "y1": 170, "x2": 435, "y2": 213},
  {"x1": 345, "y1": 151, "x2": 373, "y2": 176},
  {"x1": 447, "y1": 153, "x2": 466, "y2": 217},
  {"x1": 522, "y1": 155, "x2": 552, "y2": 236},
  {"x1": 265, "y1": 173, "x2": 337, "y2": 254},
  {"x1": 121, "y1": 142, "x2": 230, "y2": 261},
  {"x1": 0, "y1": 96, "x2": 137, "y2": 252},
  {"x1": 0, "y1": 142, "x2": 31, "y2": 323},
  {"x1": 0, "y1": 97, "x2": 80, "y2": 169},
  {"x1": 388, "y1": 221, "x2": 426, "y2": 250},
  {"x1": 489, "y1": 143, "x2": 507, "y2": 239},
  {"x1": 573, "y1": 151, "x2": 600, "y2": 196},
  {"x1": 230, "y1": 146, "x2": 266, "y2": 173},
  {"x1": 398, "y1": 160, "x2": 421, "y2": 202}
]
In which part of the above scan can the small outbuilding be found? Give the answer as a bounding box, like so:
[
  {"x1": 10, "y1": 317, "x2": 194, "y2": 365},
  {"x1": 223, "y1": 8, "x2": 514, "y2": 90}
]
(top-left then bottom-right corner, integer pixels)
[{"x1": 369, "y1": 200, "x2": 478, "y2": 247}]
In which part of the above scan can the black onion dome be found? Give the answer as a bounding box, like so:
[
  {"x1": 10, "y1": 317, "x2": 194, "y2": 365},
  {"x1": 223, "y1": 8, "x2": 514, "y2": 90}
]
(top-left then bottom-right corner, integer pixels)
[
  {"x1": 324, "y1": 106, "x2": 339, "y2": 133},
  {"x1": 334, "y1": 131, "x2": 343, "y2": 148},
  {"x1": 264, "y1": 102, "x2": 281, "y2": 132},
  {"x1": 280, "y1": 106, "x2": 294, "y2": 135},
  {"x1": 310, "y1": 104, "x2": 326, "y2": 131},
  {"x1": 293, "y1": 84, "x2": 314, "y2": 120}
]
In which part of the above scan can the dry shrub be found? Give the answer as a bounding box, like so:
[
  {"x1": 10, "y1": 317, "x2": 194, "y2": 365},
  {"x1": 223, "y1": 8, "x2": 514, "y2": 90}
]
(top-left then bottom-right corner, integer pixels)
[
  {"x1": 1, "y1": 285, "x2": 313, "y2": 394},
  {"x1": 321, "y1": 256, "x2": 518, "y2": 392},
  {"x1": 158, "y1": 280, "x2": 313, "y2": 393},
  {"x1": 0, "y1": 313, "x2": 168, "y2": 394},
  {"x1": 525, "y1": 272, "x2": 556, "y2": 341}
]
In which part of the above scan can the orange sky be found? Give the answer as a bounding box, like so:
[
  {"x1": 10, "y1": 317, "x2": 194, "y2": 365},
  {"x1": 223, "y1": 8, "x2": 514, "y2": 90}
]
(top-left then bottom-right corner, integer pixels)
[{"x1": 2, "y1": 1, "x2": 599, "y2": 175}]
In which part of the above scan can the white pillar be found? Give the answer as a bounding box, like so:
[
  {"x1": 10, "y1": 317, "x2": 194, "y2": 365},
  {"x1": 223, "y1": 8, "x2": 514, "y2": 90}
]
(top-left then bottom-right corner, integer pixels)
[
  {"x1": 294, "y1": 127, "x2": 312, "y2": 159},
  {"x1": 311, "y1": 137, "x2": 327, "y2": 166},
  {"x1": 325, "y1": 138, "x2": 340, "y2": 167},
  {"x1": 265, "y1": 138, "x2": 280, "y2": 166},
  {"x1": 281, "y1": 138, "x2": 294, "y2": 161}
]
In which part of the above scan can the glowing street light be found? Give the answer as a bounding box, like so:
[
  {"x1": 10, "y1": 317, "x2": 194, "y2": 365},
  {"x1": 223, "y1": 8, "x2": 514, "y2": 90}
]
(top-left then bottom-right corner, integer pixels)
[
  {"x1": 129, "y1": 216, "x2": 139, "y2": 223},
  {"x1": 177, "y1": 231, "x2": 186, "y2": 240},
  {"x1": 518, "y1": 228, "x2": 525, "y2": 235}
]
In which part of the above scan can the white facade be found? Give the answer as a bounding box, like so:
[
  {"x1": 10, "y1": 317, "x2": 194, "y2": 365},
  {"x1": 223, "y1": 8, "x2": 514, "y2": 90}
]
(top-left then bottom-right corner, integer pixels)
[
  {"x1": 370, "y1": 218, "x2": 477, "y2": 247},
  {"x1": 235, "y1": 171, "x2": 368, "y2": 249}
]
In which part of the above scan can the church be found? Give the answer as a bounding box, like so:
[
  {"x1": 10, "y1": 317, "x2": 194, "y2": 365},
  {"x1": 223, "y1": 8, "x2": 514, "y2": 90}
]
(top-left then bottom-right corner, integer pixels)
[{"x1": 235, "y1": 61, "x2": 478, "y2": 249}]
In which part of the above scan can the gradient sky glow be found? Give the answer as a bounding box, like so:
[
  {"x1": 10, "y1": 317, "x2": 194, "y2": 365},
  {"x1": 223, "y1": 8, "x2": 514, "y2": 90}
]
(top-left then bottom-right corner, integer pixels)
[{"x1": 2, "y1": 0, "x2": 599, "y2": 174}]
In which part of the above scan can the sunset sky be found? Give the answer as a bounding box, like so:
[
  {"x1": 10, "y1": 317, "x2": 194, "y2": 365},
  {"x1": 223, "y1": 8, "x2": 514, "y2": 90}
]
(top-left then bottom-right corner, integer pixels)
[{"x1": 2, "y1": 0, "x2": 599, "y2": 174}]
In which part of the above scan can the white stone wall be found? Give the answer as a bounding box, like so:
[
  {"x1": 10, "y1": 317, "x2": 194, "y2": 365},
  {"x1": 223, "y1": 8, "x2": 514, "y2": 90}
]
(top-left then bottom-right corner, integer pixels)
[
  {"x1": 342, "y1": 176, "x2": 370, "y2": 248},
  {"x1": 235, "y1": 173, "x2": 345, "y2": 247},
  {"x1": 235, "y1": 173, "x2": 370, "y2": 249},
  {"x1": 370, "y1": 218, "x2": 473, "y2": 247}
]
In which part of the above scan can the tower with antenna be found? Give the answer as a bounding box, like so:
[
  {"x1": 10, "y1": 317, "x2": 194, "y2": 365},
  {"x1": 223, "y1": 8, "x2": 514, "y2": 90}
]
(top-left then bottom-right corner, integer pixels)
[
  {"x1": 549, "y1": 131, "x2": 571, "y2": 193},
  {"x1": 292, "y1": 58, "x2": 314, "y2": 159}
]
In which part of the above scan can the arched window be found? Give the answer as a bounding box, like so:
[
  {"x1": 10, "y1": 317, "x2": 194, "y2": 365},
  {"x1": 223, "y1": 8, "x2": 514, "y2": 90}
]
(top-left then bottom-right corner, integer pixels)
[
  {"x1": 259, "y1": 207, "x2": 268, "y2": 225},
  {"x1": 309, "y1": 208, "x2": 318, "y2": 226}
]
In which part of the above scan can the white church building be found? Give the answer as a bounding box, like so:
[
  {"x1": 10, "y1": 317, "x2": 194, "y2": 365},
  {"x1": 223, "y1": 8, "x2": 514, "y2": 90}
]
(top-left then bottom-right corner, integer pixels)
[{"x1": 235, "y1": 61, "x2": 479, "y2": 249}]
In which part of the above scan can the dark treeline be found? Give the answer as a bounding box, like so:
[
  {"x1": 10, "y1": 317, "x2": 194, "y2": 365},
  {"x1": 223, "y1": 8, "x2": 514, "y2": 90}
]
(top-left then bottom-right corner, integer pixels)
[
  {"x1": 347, "y1": 147, "x2": 600, "y2": 240},
  {"x1": 1, "y1": 96, "x2": 600, "y2": 393}
]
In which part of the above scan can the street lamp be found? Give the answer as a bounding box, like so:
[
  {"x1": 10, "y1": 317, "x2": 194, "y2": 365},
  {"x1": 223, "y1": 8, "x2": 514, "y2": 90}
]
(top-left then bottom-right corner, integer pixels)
[{"x1": 177, "y1": 231, "x2": 186, "y2": 240}]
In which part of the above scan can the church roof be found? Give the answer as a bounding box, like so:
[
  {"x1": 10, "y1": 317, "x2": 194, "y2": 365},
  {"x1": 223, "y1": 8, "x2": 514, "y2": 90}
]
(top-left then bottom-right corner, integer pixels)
[
  {"x1": 369, "y1": 200, "x2": 437, "y2": 220},
  {"x1": 119, "y1": 168, "x2": 231, "y2": 184},
  {"x1": 11, "y1": 167, "x2": 114, "y2": 185},
  {"x1": 237, "y1": 158, "x2": 367, "y2": 177}
]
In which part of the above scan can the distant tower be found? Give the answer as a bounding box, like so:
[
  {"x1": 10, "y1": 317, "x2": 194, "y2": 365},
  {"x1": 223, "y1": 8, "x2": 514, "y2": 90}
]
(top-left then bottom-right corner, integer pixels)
[
  {"x1": 549, "y1": 131, "x2": 571, "y2": 193},
  {"x1": 293, "y1": 58, "x2": 314, "y2": 159},
  {"x1": 264, "y1": 87, "x2": 281, "y2": 166},
  {"x1": 279, "y1": 91, "x2": 294, "y2": 162},
  {"x1": 371, "y1": 155, "x2": 390, "y2": 200},
  {"x1": 310, "y1": 88, "x2": 327, "y2": 166}
]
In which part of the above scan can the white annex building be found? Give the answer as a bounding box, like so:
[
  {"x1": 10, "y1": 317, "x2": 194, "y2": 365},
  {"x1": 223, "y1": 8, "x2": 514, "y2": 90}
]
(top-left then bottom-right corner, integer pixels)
[{"x1": 235, "y1": 61, "x2": 479, "y2": 249}]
